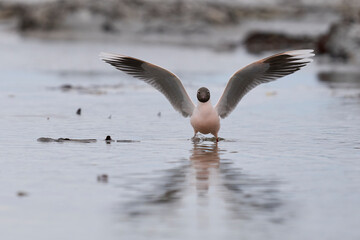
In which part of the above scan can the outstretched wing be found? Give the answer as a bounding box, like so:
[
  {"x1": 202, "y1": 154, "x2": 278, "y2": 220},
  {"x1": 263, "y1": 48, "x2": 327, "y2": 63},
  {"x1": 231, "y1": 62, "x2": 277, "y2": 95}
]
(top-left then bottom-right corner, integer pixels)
[
  {"x1": 100, "y1": 53, "x2": 195, "y2": 117},
  {"x1": 215, "y1": 49, "x2": 314, "y2": 118}
]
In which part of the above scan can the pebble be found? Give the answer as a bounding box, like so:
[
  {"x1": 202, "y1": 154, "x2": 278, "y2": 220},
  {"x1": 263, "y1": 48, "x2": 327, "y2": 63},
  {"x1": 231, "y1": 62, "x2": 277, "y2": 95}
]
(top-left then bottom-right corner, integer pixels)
[
  {"x1": 97, "y1": 174, "x2": 108, "y2": 183},
  {"x1": 17, "y1": 191, "x2": 28, "y2": 197}
]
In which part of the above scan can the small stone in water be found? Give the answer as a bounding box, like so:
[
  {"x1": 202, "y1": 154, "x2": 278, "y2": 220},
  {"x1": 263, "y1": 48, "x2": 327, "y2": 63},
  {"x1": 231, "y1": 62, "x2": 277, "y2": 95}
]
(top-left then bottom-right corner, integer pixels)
[
  {"x1": 61, "y1": 84, "x2": 72, "y2": 91},
  {"x1": 105, "y1": 135, "x2": 114, "y2": 144},
  {"x1": 17, "y1": 191, "x2": 28, "y2": 197},
  {"x1": 97, "y1": 174, "x2": 108, "y2": 183},
  {"x1": 76, "y1": 108, "x2": 81, "y2": 115}
]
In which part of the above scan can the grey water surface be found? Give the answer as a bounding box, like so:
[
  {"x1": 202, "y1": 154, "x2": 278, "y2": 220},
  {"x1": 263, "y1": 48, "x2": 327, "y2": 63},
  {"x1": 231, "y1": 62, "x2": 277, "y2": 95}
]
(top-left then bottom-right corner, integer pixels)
[{"x1": 0, "y1": 33, "x2": 360, "y2": 240}]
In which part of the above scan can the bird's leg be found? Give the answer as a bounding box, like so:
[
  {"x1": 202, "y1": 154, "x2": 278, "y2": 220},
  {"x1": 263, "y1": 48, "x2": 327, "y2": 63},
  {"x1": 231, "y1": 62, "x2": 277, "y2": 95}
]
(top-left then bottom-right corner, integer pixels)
[
  {"x1": 192, "y1": 130, "x2": 198, "y2": 141},
  {"x1": 214, "y1": 133, "x2": 219, "y2": 143}
]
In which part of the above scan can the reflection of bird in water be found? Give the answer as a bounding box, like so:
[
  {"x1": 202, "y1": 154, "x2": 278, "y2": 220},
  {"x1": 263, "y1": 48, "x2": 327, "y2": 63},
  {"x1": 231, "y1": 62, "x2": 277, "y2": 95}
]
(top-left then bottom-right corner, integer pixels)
[
  {"x1": 124, "y1": 142, "x2": 282, "y2": 220},
  {"x1": 100, "y1": 50, "x2": 314, "y2": 141},
  {"x1": 189, "y1": 143, "x2": 282, "y2": 219},
  {"x1": 190, "y1": 143, "x2": 220, "y2": 195}
]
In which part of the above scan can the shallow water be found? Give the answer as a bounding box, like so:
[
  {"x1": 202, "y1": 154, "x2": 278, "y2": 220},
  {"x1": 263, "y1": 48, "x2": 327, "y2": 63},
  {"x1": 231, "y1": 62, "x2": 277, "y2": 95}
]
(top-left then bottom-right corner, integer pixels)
[{"x1": 1, "y1": 33, "x2": 360, "y2": 240}]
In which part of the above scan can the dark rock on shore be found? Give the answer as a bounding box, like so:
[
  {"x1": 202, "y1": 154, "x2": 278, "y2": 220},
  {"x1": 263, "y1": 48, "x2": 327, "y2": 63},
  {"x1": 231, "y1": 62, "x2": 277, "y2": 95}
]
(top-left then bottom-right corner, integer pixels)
[
  {"x1": 244, "y1": 32, "x2": 316, "y2": 54},
  {"x1": 0, "y1": 1, "x2": 75, "y2": 31},
  {"x1": 316, "y1": 2, "x2": 360, "y2": 63},
  {"x1": 318, "y1": 71, "x2": 360, "y2": 89},
  {"x1": 317, "y1": 21, "x2": 360, "y2": 62}
]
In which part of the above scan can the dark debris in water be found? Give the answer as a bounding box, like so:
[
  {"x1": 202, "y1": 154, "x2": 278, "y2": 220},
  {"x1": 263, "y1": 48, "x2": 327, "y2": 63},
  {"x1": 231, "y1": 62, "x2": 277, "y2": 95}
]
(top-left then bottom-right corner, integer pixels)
[
  {"x1": 97, "y1": 174, "x2": 109, "y2": 183},
  {"x1": 105, "y1": 135, "x2": 114, "y2": 144},
  {"x1": 104, "y1": 135, "x2": 140, "y2": 144},
  {"x1": 53, "y1": 83, "x2": 124, "y2": 95},
  {"x1": 76, "y1": 108, "x2": 81, "y2": 115},
  {"x1": 37, "y1": 137, "x2": 139, "y2": 143},
  {"x1": 37, "y1": 137, "x2": 97, "y2": 143},
  {"x1": 116, "y1": 140, "x2": 140, "y2": 143},
  {"x1": 61, "y1": 84, "x2": 72, "y2": 91},
  {"x1": 17, "y1": 191, "x2": 29, "y2": 197}
]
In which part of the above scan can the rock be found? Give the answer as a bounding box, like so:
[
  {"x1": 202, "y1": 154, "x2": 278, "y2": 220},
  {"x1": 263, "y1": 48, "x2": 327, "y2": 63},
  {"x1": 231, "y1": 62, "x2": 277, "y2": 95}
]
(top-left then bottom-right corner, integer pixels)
[
  {"x1": 317, "y1": 21, "x2": 360, "y2": 63},
  {"x1": 316, "y1": 2, "x2": 360, "y2": 63},
  {"x1": 244, "y1": 32, "x2": 316, "y2": 54},
  {"x1": 97, "y1": 174, "x2": 108, "y2": 183},
  {"x1": 105, "y1": 135, "x2": 113, "y2": 144},
  {"x1": 17, "y1": 191, "x2": 28, "y2": 197},
  {"x1": 204, "y1": 6, "x2": 233, "y2": 25},
  {"x1": 101, "y1": 21, "x2": 117, "y2": 33},
  {"x1": 60, "y1": 84, "x2": 73, "y2": 91},
  {"x1": 16, "y1": 2, "x2": 69, "y2": 31},
  {"x1": 318, "y1": 71, "x2": 360, "y2": 89},
  {"x1": 76, "y1": 108, "x2": 81, "y2": 115},
  {"x1": 0, "y1": 0, "x2": 301, "y2": 34},
  {"x1": 1, "y1": 0, "x2": 359, "y2": 64}
]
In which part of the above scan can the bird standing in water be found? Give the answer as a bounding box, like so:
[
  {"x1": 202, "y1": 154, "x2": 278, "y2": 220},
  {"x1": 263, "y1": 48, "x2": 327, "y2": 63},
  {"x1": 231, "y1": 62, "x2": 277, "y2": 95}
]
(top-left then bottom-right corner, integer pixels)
[{"x1": 100, "y1": 49, "x2": 314, "y2": 142}]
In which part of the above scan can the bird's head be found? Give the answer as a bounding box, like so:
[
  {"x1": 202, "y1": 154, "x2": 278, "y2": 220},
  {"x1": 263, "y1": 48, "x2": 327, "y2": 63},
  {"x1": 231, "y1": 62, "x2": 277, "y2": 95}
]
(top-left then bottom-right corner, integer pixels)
[{"x1": 197, "y1": 87, "x2": 210, "y2": 103}]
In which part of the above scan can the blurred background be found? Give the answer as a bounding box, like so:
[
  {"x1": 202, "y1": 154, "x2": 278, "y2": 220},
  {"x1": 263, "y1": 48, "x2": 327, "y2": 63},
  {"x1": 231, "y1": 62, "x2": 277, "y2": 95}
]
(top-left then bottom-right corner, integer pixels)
[
  {"x1": 0, "y1": 1, "x2": 360, "y2": 240},
  {"x1": 1, "y1": 0, "x2": 360, "y2": 81}
]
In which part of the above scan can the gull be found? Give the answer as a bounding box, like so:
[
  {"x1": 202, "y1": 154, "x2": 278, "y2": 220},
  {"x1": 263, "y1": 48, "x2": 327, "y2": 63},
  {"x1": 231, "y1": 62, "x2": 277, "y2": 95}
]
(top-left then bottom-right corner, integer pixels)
[{"x1": 100, "y1": 49, "x2": 314, "y2": 142}]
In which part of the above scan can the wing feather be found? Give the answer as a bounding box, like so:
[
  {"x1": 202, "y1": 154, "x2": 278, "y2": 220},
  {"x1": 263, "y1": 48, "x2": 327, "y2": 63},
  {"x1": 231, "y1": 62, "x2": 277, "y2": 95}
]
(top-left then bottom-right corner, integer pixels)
[
  {"x1": 215, "y1": 49, "x2": 315, "y2": 118},
  {"x1": 100, "y1": 53, "x2": 195, "y2": 117}
]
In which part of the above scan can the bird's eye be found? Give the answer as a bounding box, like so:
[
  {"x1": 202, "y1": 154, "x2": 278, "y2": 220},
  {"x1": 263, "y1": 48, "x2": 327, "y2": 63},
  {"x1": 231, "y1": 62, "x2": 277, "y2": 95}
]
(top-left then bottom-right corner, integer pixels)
[{"x1": 197, "y1": 91, "x2": 200, "y2": 94}]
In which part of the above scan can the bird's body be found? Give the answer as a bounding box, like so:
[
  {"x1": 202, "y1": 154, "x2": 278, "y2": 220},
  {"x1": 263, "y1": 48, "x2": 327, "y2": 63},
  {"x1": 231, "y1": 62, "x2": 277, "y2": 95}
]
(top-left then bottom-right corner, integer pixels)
[
  {"x1": 190, "y1": 101, "x2": 220, "y2": 138},
  {"x1": 100, "y1": 49, "x2": 314, "y2": 141}
]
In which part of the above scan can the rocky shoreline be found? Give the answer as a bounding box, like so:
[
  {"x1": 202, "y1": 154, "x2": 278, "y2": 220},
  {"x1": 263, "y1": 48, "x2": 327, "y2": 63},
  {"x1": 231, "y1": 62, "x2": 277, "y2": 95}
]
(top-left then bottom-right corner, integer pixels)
[
  {"x1": 0, "y1": 0, "x2": 359, "y2": 65},
  {"x1": 0, "y1": 0, "x2": 317, "y2": 31}
]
